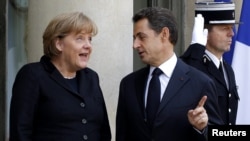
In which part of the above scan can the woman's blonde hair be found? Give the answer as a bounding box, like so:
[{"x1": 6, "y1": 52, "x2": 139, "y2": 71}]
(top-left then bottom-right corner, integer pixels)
[{"x1": 43, "y1": 12, "x2": 98, "y2": 58}]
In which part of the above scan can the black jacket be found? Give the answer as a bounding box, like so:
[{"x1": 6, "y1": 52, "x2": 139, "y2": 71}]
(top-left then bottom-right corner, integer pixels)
[
  {"x1": 10, "y1": 55, "x2": 112, "y2": 141},
  {"x1": 116, "y1": 59, "x2": 223, "y2": 141},
  {"x1": 180, "y1": 43, "x2": 239, "y2": 125}
]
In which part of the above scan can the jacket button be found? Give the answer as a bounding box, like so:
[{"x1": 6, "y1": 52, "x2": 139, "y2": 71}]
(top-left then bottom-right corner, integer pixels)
[
  {"x1": 229, "y1": 93, "x2": 231, "y2": 98},
  {"x1": 80, "y1": 102, "x2": 85, "y2": 108},
  {"x1": 228, "y1": 108, "x2": 231, "y2": 113},
  {"x1": 82, "y1": 118, "x2": 87, "y2": 124},
  {"x1": 83, "y1": 135, "x2": 88, "y2": 140}
]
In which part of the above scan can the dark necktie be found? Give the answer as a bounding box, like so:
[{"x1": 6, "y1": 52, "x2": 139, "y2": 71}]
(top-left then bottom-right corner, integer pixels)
[
  {"x1": 219, "y1": 61, "x2": 229, "y2": 89},
  {"x1": 219, "y1": 61, "x2": 224, "y2": 75},
  {"x1": 146, "y1": 68, "x2": 162, "y2": 127}
]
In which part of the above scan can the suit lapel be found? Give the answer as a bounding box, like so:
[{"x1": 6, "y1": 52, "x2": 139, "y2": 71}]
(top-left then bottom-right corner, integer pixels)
[
  {"x1": 202, "y1": 54, "x2": 227, "y2": 89},
  {"x1": 206, "y1": 60, "x2": 228, "y2": 89},
  {"x1": 50, "y1": 70, "x2": 72, "y2": 91},
  {"x1": 223, "y1": 61, "x2": 232, "y2": 89},
  {"x1": 135, "y1": 67, "x2": 150, "y2": 117},
  {"x1": 157, "y1": 60, "x2": 189, "y2": 115},
  {"x1": 40, "y1": 55, "x2": 84, "y2": 99},
  {"x1": 50, "y1": 70, "x2": 83, "y2": 98}
]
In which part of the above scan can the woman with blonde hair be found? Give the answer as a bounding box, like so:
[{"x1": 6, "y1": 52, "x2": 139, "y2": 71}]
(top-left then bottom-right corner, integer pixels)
[{"x1": 10, "y1": 12, "x2": 111, "y2": 141}]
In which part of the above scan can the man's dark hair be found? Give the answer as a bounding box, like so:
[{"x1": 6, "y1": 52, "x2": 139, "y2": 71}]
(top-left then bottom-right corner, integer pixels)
[{"x1": 133, "y1": 7, "x2": 178, "y2": 45}]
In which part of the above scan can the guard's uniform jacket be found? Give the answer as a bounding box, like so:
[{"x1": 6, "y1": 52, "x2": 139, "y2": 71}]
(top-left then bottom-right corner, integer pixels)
[{"x1": 180, "y1": 43, "x2": 239, "y2": 125}]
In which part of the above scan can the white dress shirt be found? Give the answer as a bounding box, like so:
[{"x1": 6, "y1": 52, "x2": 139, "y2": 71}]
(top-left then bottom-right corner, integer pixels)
[{"x1": 144, "y1": 54, "x2": 177, "y2": 107}]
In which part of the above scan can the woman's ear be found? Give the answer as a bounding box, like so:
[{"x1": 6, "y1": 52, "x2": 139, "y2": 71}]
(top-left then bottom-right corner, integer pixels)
[{"x1": 55, "y1": 38, "x2": 63, "y2": 51}]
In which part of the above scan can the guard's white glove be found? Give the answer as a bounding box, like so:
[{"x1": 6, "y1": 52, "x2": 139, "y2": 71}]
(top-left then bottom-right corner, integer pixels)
[{"x1": 191, "y1": 14, "x2": 208, "y2": 46}]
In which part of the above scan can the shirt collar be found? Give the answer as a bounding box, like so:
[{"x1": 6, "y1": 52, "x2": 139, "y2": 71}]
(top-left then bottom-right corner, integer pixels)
[
  {"x1": 205, "y1": 50, "x2": 223, "y2": 68},
  {"x1": 149, "y1": 53, "x2": 177, "y2": 78}
]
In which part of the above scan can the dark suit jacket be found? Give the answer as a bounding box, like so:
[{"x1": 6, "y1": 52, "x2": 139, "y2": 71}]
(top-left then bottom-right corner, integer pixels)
[
  {"x1": 116, "y1": 59, "x2": 223, "y2": 141},
  {"x1": 180, "y1": 43, "x2": 239, "y2": 125},
  {"x1": 10, "y1": 55, "x2": 111, "y2": 141}
]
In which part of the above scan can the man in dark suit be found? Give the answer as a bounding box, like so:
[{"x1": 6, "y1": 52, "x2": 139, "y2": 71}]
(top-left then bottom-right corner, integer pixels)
[
  {"x1": 116, "y1": 7, "x2": 223, "y2": 141},
  {"x1": 180, "y1": 2, "x2": 239, "y2": 125}
]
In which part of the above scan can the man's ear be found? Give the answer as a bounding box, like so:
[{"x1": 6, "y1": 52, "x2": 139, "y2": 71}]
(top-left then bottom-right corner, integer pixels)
[
  {"x1": 55, "y1": 38, "x2": 63, "y2": 51},
  {"x1": 161, "y1": 27, "x2": 170, "y2": 40}
]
